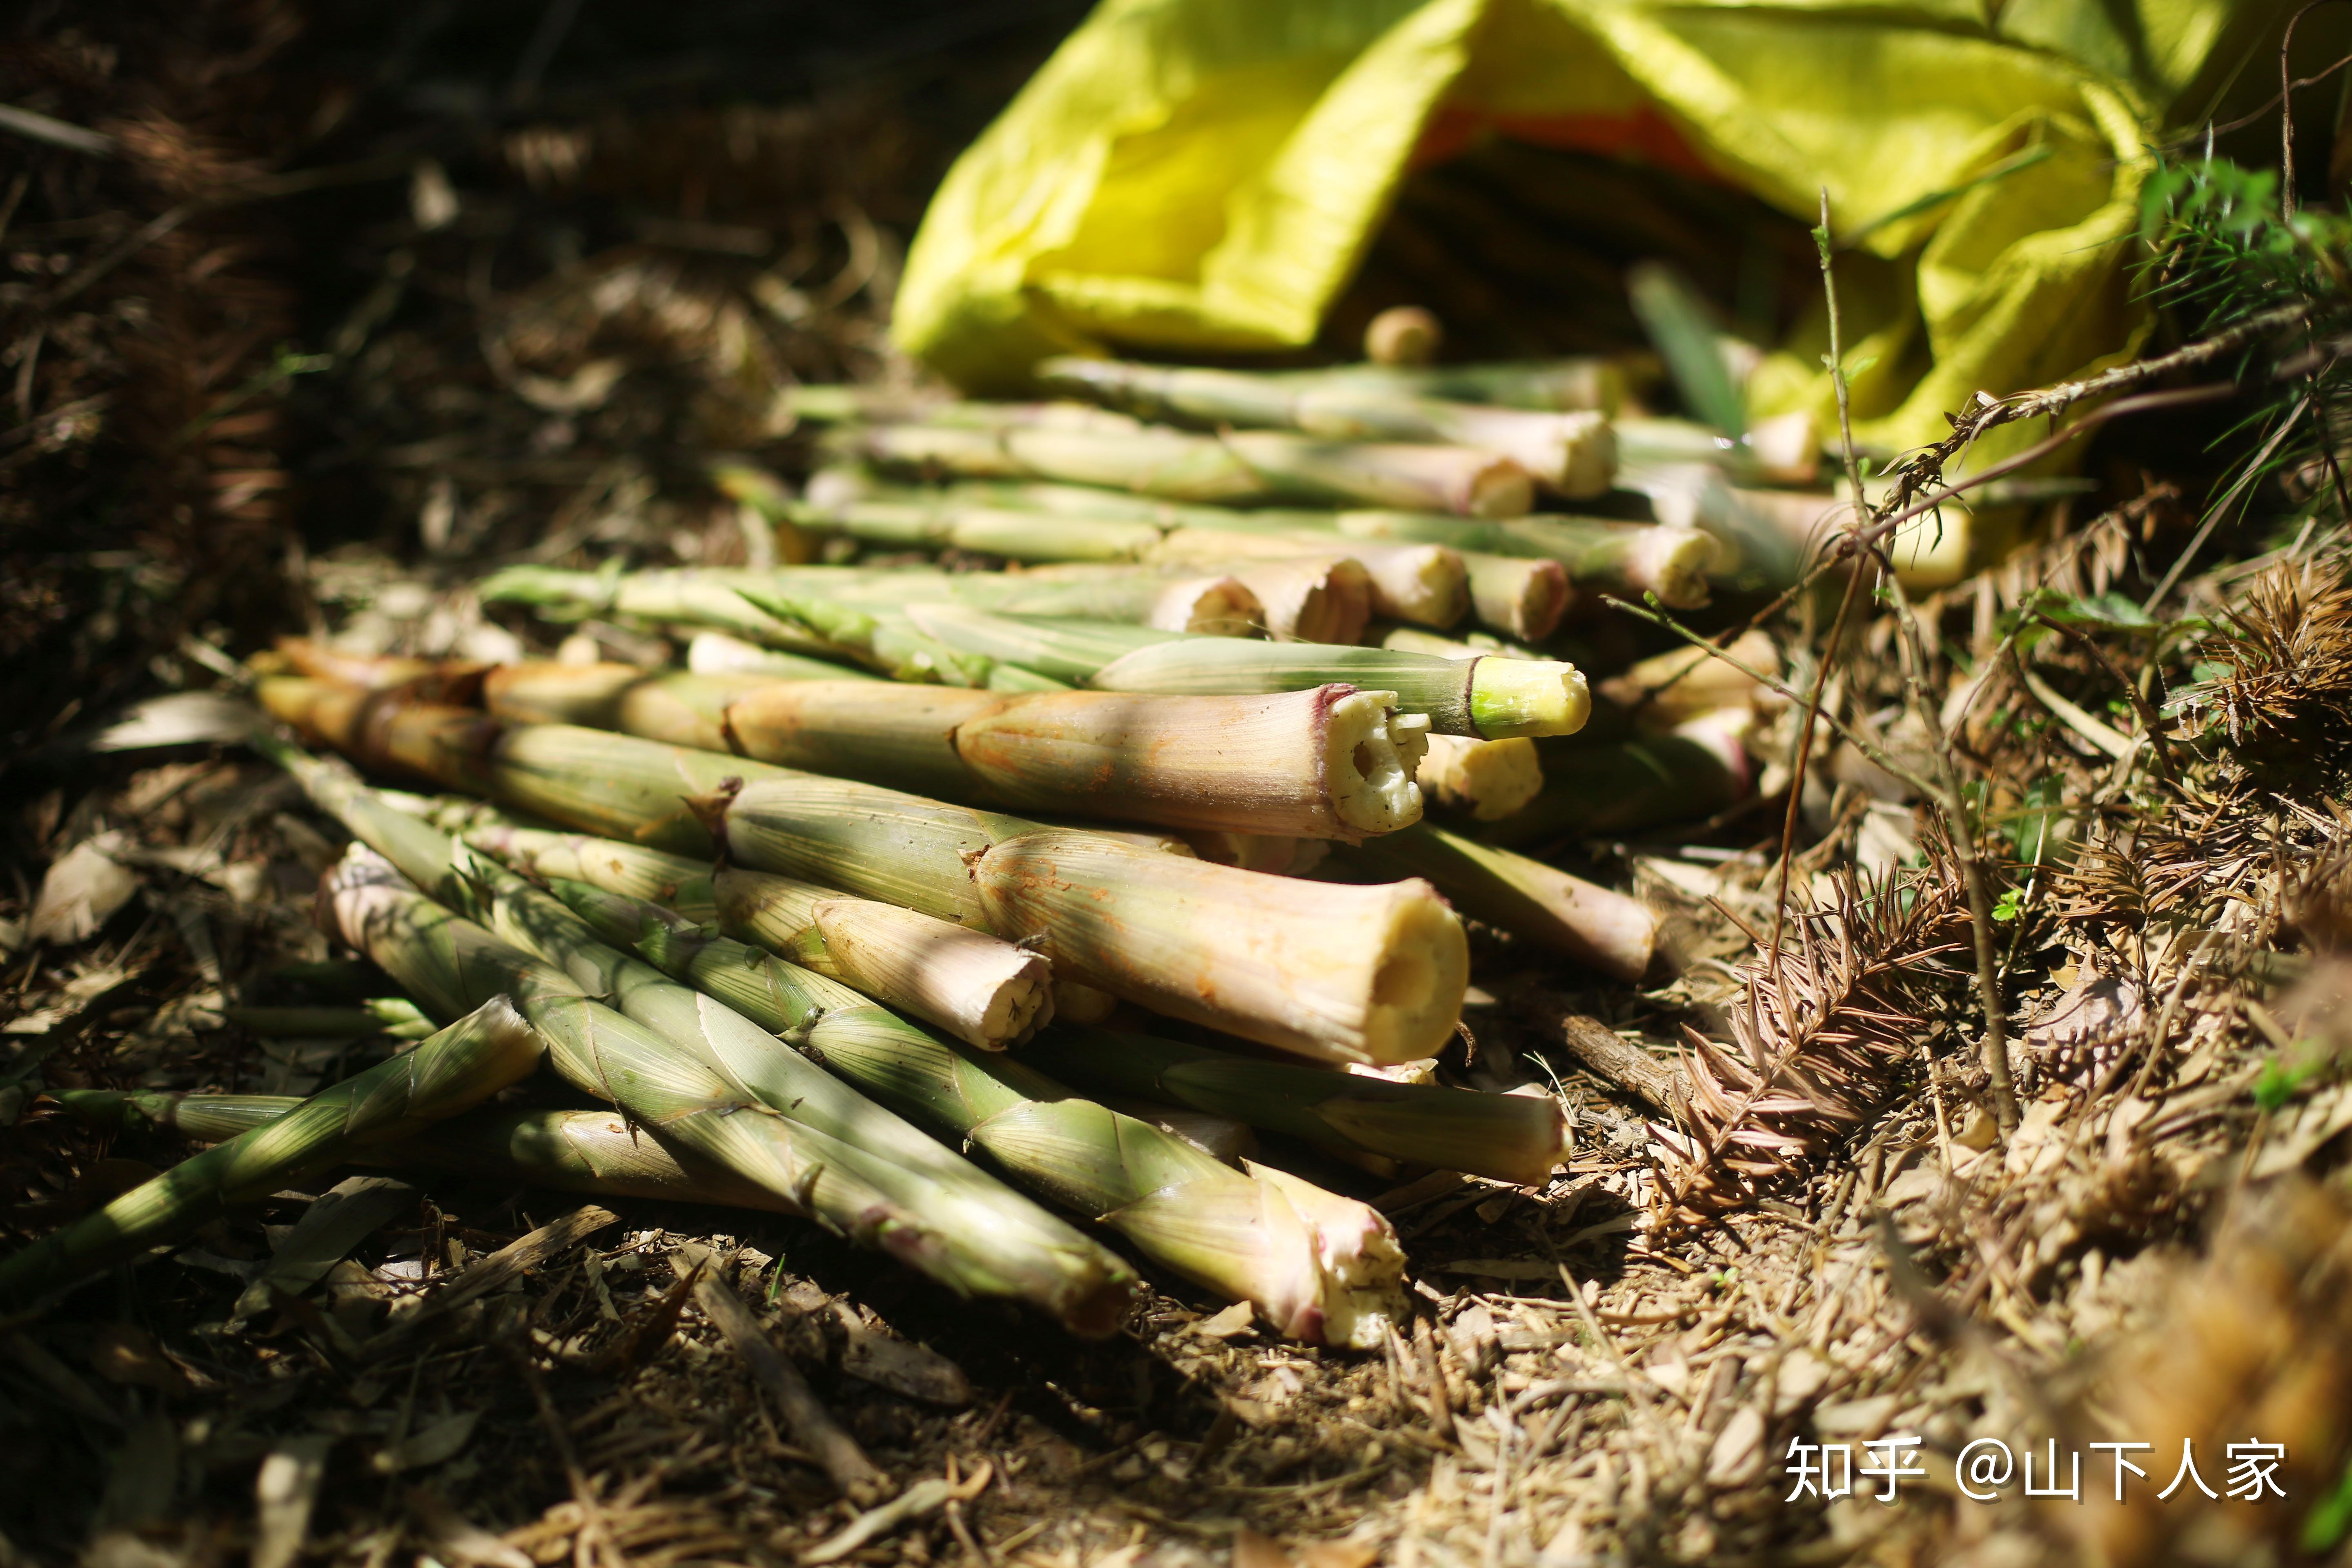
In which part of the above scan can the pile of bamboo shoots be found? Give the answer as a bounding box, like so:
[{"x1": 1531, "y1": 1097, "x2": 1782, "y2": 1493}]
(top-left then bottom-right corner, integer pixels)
[{"x1": 7, "y1": 339, "x2": 1803, "y2": 1352}]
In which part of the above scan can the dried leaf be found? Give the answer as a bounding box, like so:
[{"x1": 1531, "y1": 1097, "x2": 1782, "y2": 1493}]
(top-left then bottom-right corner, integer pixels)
[
  {"x1": 1294, "y1": 1543, "x2": 1379, "y2": 1568},
  {"x1": 89, "y1": 691, "x2": 258, "y2": 752},
  {"x1": 1192, "y1": 1301, "x2": 1256, "y2": 1339},
  {"x1": 233, "y1": 1177, "x2": 418, "y2": 1323},
  {"x1": 370, "y1": 1410, "x2": 479, "y2": 1474},
  {"x1": 1705, "y1": 1405, "x2": 1765, "y2": 1486},
  {"x1": 835, "y1": 1310, "x2": 971, "y2": 1407},
  {"x1": 29, "y1": 834, "x2": 138, "y2": 945},
  {"x1": 3, "y1": 964, "x2": 140, "y2": 1036},
  {"x1": 87, "y1": 1325, "x2": 191, "y2": 1395},
  {"x1": 2021, "y1": 945, "x2": 2146, "y2": 1055}
]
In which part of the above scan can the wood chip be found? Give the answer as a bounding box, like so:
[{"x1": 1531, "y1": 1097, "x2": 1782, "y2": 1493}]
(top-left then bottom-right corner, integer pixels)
[
  {"x1": 798, "y1": 1465, "x2": 986, "y2": 1566},
  {"x1": 3, "y1": 963, "x2": 140, "y2": 1036},
  {"x1": 361, "y1": 1205, "x2": 617, "y2": 1357},
  {"x1": 1192, "y1": 1301, "x2": 1257, "y2": 1339},
  {"x1": 674, "y1": 1241, "x2": 887, "y2": 1506},
  {"x1": 1521, "y1": 998, "x2": 1688, "y2": 1116},
  {"x1": 408, "y1": 1488, "x2": 535, "y2": 1568},
  {"x1": 1704, "y1": 1405, "x2": 1765, "y2": 1486},
  {"x1": 1232, "y1": 1529, "x2": 1293, "y2": 1568},
  {"x1": 834, "y1": 1308, "x2": 971, "y2": 1407},
  {"x1": 252, "y1": 1435, "x2": 334, "y2": 1568}
]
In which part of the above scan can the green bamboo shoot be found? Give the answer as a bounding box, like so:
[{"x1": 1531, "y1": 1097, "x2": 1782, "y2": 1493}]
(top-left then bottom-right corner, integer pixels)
[
  {"x1": 318, "y1": 844, "x2": 1136, "y2": 1332},
  {"x1": 478, "y1": 565, "x2": 842, "y2": 657},
  {"x1": 259, "y1": 693, "x2": 1467, "y2": 1065},
  {"x1": 1328, "y1": 512, "x2": 1717, "y2": 610},
  {"x1": 715, "y1": 679, "x2": 1427, "y2": 840},
  {"x1": 780, "y1": 498, "x2": 1163, "y2": 565},
  {"x1": 900, "y1": 608, "x2": 1590, "y2": 741},
  {"x1": 1488, "y1": 720, "x2": 1751, "y2": 850},
  {"x1": 59, "y1": 1093, "x2": 802, "y2": 1214},
  {"x1": 699, "y1": 867, "x2": 1053, "y2": 1050},
  {"x1": 1376, "y1": 625, "x2": 1542, "y2": 662},
  {"x1": 1265, "y1": 359, "x2": 1626, "y2": 414},
  {"x1": 456, "y1": 819, "x2": 718, "y2": 920},
  {"x1": 272, "y1": 750, "x2": 1144, "y2": 1333},
  {"x1": 1340, "y1": 822, "x2": 1659, "y2": 982},
  {"x1": 481, "y1": 566, "x2": 996, "y2": 686},
  {"x1": 686, "y1": 630, "x2": 875, "y2": 682},
  {"x1": 735, "y1": 566, "x2": 1266, "y2": 639},
  {"x1": 1024, "y1": 1027, "x2": 1569, "y2": 1187},
  {"x1": 791, "y1": 476, "x2": 1565, "y2": 637},
  {"x1": 558, "y1": 880, "x2": 1406, "y2": 1348},
  {"x1": 1037, "y1": 358, "x2": 1614, "y2": 497},
  {"x1": 0, "y1": 996, "x2": 541, "y2": 1304},
  {"x1": 476, "y1": 662, "x2": 777, "y2": 751},
  {"x1": 839, "y1": 419, "x2": 1535, "y2": 518},
  {"x1": 462, "y1": 660, "x2": 1430, "y2": 842}
]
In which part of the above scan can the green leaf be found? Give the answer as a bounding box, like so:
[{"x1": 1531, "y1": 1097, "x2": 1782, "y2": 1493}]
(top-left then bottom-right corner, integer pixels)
[
  {"x1": 1628, "y1": 262, "x2": 1747, "y2": 438},
  {"x1": 2016, "y1": 588, "x2": 2156, "y2": 632},
  {"x1": 2252, "y1": 1050, "x2": 2326, "y2": 1113},
  {"x1": 2005, "y1": 776, "x2": 2065, "y2": 863},
  {"x1": 2304, "y1": 1450, "x2": 2352, "y2": 1552}
]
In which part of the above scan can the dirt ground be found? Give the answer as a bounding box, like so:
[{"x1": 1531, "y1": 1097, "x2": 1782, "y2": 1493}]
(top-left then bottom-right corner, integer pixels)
[{"x1": 5, "y1": 6, "x2": 2351, "y2": 1568}]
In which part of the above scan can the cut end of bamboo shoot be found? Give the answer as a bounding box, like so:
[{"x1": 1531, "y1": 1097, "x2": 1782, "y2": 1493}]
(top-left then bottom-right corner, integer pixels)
[
  {"x1": 1466, "y1": 658, "x2": 1591, "y2": 740},
  {"x1": 1365, "y1": 306, "x2": 1441, "y2": 367},
  {"x1": 1550, "y1": 411, "x2": 1617, "y2": 499},
  {"x1": 1417, "y1": 734, "x2": 1543, "y2": 821},
  {"x1": 1467, "y1": 554, "x2": 1570, "y2": 641},
  {"x1": 1244, "y1": 1162, "x2": 1406, "y2": 1350},
  {"x1": 1746, "y1": 409, "x2": 1821, "y2": 485},
  {"x1": 1324, "y1": 689, "x2": 1423, "y2": 836},
  {"x1": 1229, "y1": 557, "x2": 1372, "y2": 645},
  {"x1": 1596, "y1": 630, "x2": 1779, "y2": 726},
  {"x1": 1362, "y1": 886, "x2": 1472, "y2": 1064},
  {"x1": 1145, "y1": 576, "x2": 1264, "y2": 636},
  {"x1": 1462, "y1": 459, "x2": 1534, "y2": 519},
  {"x1": 810, "y1": 897, "x2": 1055, "y2": 1050},
  {"x1": 1634, "y1": 526, "x2": 1721, "y2": 609},
  {"x1": 1358, "y1": 542, "x2": 1469, "y2": 629},
  {"x1": 973, "y1": 833, "x2": 1465, "y2": 1064},
  {"x1": 1052, "y1": 979, "x2": 1117, "y2": 1024}
]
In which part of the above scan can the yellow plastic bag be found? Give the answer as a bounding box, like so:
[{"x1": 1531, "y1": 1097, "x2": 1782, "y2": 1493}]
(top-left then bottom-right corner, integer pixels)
[{"x1": 895, "y1": 0, "x2": 2285, "y2": 467}]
